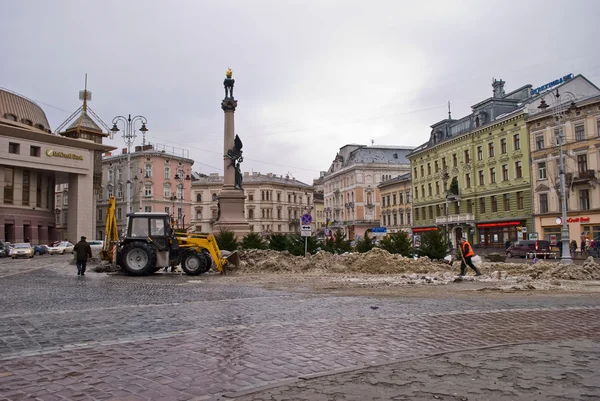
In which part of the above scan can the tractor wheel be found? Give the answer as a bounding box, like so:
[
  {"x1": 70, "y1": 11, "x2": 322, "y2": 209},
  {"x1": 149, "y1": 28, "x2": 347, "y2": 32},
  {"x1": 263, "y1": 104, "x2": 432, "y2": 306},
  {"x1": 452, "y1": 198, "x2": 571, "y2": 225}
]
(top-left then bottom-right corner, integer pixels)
[
  {"x1": 181, "y1": 251, "x2": 210, "y2": 275},
  {"x1": 121, "y1": 242, "x2": 157, "y2": 276}
]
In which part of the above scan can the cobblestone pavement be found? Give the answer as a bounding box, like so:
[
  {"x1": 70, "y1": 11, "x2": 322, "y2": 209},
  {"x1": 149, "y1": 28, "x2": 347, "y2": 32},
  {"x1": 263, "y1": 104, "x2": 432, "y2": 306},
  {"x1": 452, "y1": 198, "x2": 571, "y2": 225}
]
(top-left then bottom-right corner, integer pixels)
[
  {"x1": 234, "y1": 340, "x2": 600, "y2": 401},
  {"x1": 0, "y1": 256, "x2": 599, "y2": 401}
]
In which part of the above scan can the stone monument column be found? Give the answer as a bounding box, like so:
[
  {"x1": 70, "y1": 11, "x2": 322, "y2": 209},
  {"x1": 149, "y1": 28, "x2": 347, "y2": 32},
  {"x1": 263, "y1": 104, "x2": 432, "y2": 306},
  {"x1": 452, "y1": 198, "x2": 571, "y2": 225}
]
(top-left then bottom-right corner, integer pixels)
[{"x1": 213, "y1": 68, "x2": 250, "y2": 238}]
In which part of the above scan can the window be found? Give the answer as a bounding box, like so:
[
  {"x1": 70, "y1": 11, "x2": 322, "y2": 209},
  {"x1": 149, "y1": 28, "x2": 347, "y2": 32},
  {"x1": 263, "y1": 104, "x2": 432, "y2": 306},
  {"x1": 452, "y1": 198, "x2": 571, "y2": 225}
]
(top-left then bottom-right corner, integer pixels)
[
  {"x1": 393, "y1": 214, "x2": 397, "y2": 225},
  {"x1": 478, "y1": 170, "x2": 484, "y2": 186},
  {"x1": 249, "y1": 193, "x2": 254, "y2": 201},
  {"x1": 145, "y1": 164, "x2": 152, "y2": 178},
  {"x1": 196, "y1": 193, "x2": 202, "y2": 202},
  {"x1": 515, "y1": 161, "x2": 522, "y2": 178},
  {"x1": 407, "y1": 211, "x2": 411, "y2": 224},
  {"x1": 442, "y1": 157, "x2": 446, "y2": 170},
  {"x1": 434, "y1": 161, "x2": 439, "y2": 173},
  {"x1": 503, "y1": 193, "x2": 510, "y2": 211},
  {"x1": 597, "y1": 119, "x2": 600, "y2": 137},
  {"x1": 212, "y1": 193, "x2": 217, "y2": 202},
  {"x1": 108, "y1": 169, "x2": 114, "y2": 182},
  {"x1": 575, "y1": 124, "x2": 585, "y2": 141},
  {"x1": 22, "y1": 171, "x2": 30, "y2": 206},
  {"x1": 477, "y1": 146, "x2": 483, "y2": 161},
  {"x1": 428, "y1": 184, "x2": 432, "y2": 196},
  {"x1": 513, "y1": 134, "x2": 520, "y2": 150},
  {"x1": 489, "y1": 142, "x2": 495, "y2": 157},
  {"x1": 428, "y1": 206, "x2": 433, "y2": 219},
  {"x1": 464, "y1": 150, "x2": 470, "y2": 163},
  {"x1": 63, "y1": 211, "x2": 68, "y2": 225},
  {"x1": 117, "y1": 207, "x2": 122, "y2": 220},
  {"x1": 577, "y1": 154, "x2": 588, "y2": 174},
  {"x1": 479, "y1": 197, "x2": 486, "y2": 213},
  {"x1": 536, "y1": 135, "x2": 545, "y2": 150},
  {"x1": 116, "y1": 169, "x2": 122, "y2": 182},
  {"x1": 465, "y1": 173, "x2": 471, "y2": 188},
  {"x1": 399, "y1": 193, "x2": 404, "y2": 204},
  {"x1": 9, "y1": 142, "x2": 20, "y2": 154},
  {"x1": 4, "y1": 113, "x2": 17, "y2": 121},
  {"x1": 97, "y1": 209, "x2": 103, "y2": 222},
  {"x1": 165, "y1": 206, "x2": 170, "y2": 214},
  {"x1": 117, "y1": 186, "x2": 123, "y2": 199},
  {"x1": 22, "y1": 119, "x2": 33, "y2": 126},
  {"x1": 400, "y1": 213, "x2": 404, "y2": 225},
  {"x1": 421, "y1": 185, "x2": 425, "y2": 198},
  {"x1": 414, "y1": 186, "x2": 418, "y2": 199},
  {"x1": 427, "y1": 163, "x2": 431, "y2": 175},
  {"x1": 580, "y1": 189, "x2": 590, "y2": 210},
  {"x1": 415, "y1": 208, "x2": 419, "y2": 221},
  {"x1": 539, "y1": 193, "x2": 549, "y2": 213},
  {"x1": 517, "y1": 191, "x2": 524, "y2": 210},
  {"x1": 144, "y1": 185, "x2": 152, "y2": 196},
  {"x1": 145, "y1": 206, "x2": 152, "y2": 212},
  {"x1": 108, "y1": 187, "x2": 114, "y2": 198},
  {"x1": 452, "y1": 154, "x2": 457, "y2": 167},
  {"x1": 30, "y1": 146, "x2": 40, "y2": 157},
  {"x1": 491, "y1": 195, "x2": 498, "y2": 212},
  {"x1": 413, "y1": 167, "x2": 418, "y2": 179},
  {"x1": 490, "y1": 167, "x2": 496, "y2": 184},
  {"x1": 164, "y1": 167, "x2": 170, "y2": 180},
  {"x1": 502, "y1": 164, "x2": 509, "y2": 181},
  {"x1": 500, "y1": 138, "x2": 507, "y2": 154},
  {"x1": 163, "y1": 183, "x2": 171, "y2": 198},
  {"x1": 538, "y1": 162, "x2": 547, "y2": 180},
  {"x1": 36, "y1": 174, "x2": 42, "y2": 207},
  {"x1": 420, "y1": 165, "x2": 424, "y2": 177},
  {"x1": 435, "y1": 181, "x2": 440, "y2": 194},
  {"x1": 392, "y1": 194, "x2": 397, "y2": 205}
]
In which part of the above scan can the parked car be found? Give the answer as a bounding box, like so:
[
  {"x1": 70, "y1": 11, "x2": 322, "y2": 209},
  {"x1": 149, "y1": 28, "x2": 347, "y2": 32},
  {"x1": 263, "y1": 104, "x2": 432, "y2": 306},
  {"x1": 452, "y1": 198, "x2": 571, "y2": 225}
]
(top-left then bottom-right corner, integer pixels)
[
  {"x1": 88, "y1": 240, "x2": 104, "y2": 252},
  {"x1": 47, "y1": 241, "x2": 75, "y2": 255},
  {"x1": 33, "y1": 244, "x2": 49, "y2": 255},
  {"x1": 506, "y1": 240, "x2": 551, "y2": 258},
  {"x1": 11, "y1": 243, "x2": 34, "y2": 259},
  {"x1": 0, "y1": 241, "x2": 10, "y2": 257}
]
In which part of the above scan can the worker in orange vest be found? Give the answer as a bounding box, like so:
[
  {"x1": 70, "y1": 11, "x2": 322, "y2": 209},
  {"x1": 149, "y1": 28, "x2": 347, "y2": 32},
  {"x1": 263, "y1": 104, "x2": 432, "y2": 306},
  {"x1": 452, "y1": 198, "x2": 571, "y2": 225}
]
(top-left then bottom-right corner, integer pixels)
[{"x1": 459, "y1": 237, "x2": 481, "y2": 276}]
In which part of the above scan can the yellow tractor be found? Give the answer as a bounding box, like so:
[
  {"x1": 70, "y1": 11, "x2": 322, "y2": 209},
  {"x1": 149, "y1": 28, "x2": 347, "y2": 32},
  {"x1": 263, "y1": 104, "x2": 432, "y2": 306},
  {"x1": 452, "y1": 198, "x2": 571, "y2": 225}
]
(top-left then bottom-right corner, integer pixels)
[{"x1": 100, "y1": 197, "x2": 237, "y2": 276}]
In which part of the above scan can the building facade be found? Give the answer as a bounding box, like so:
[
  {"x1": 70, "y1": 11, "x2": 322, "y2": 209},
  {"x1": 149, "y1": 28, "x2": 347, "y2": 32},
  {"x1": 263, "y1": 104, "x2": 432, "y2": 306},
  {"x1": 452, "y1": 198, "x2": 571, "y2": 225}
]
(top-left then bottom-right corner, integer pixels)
[
  {"x1": 377, "y1": 173, "x2": 412, "y2": 234},
  {"x1": 0, "y1": 88, "x2": 113, "y2": 243},
  {"x1": 409, "y1": 74, "x2": 600, "y2": 249},
  {"x1": 95, "y1": 144, "x2": 194, "y2": 239},
  {"x1": 322, "y1": 144, "x2": 413, "y2": 240},
  {"x1": 409, "y1": 79, "x2": 533, "y2": 248},
  {"x1": 191, "y1": 172, "x2": 313, "y2": 235},
  {"x1": 528, "y1": 93, "x2": 600, "y2": 244}
]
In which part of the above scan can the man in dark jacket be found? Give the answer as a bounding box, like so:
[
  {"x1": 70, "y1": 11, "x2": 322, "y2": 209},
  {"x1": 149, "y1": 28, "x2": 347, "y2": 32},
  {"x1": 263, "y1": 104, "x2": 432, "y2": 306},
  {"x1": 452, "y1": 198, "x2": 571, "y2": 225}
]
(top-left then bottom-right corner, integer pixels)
[{"x1": 73, "y1": 236, "x2": 92, "y2": 276}]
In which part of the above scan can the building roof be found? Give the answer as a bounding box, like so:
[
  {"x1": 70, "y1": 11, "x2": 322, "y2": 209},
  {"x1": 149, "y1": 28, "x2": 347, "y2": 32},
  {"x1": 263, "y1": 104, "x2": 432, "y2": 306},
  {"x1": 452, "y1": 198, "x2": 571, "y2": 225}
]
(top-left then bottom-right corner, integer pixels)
[
  {"x1": 378, "y1": 172, "x2": 412, "y2": 189},
  {"x1": 192, "y1": 172, "x2": 312, "y2": 188},
  {"x1": 0, "y1": 88, "x2": 51, "y2": 132},
  {"x1": 65, "y1": 111, "x2": 103, "y2": 133},
  {"x1": 325, "y1": 144, "x2": 415, "y2": 176}
]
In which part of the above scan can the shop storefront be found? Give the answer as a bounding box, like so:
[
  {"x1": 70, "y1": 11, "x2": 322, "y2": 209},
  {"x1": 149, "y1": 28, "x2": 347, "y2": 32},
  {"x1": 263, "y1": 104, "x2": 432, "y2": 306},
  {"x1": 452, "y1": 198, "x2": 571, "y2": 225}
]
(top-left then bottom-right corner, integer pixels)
[
  {"x1": 538, "y1": 215, "x2": 600, "y2": 245},
  {"x1": 476, "y1": 220, "x2": 528, "y2": 247}
]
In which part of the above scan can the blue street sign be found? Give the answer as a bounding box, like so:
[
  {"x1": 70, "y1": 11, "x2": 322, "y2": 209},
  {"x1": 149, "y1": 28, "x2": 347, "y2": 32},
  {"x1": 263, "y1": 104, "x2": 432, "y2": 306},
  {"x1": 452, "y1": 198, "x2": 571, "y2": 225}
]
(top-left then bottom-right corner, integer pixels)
[{"x1": 301, "y1": 213, "x2": 312, "y2": 225}]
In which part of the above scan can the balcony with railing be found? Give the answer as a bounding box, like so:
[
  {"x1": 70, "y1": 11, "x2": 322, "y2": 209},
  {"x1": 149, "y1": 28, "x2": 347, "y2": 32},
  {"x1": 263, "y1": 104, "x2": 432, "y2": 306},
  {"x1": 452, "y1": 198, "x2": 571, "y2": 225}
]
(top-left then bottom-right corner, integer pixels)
[
  {"x1": 574, "y1": 169, "x2": 596, "y2": 184},
  {"x1": 435, "y1": 213, "x2": 474, "y2": 225}
]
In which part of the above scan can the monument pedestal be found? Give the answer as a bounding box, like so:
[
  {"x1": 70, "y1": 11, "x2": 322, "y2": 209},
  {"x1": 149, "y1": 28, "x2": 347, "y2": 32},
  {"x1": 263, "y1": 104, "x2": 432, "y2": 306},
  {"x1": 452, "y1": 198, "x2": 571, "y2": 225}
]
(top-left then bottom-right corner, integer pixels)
[{"x1": 214, "y1": 188, "x2": 249, "y2": 238}]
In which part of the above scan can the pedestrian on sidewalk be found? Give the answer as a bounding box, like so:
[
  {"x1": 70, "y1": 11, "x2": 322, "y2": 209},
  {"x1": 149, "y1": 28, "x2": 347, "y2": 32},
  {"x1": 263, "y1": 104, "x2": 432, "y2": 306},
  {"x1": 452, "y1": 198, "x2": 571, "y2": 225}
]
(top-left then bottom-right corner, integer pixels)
[
  {"x1": 73, "y1": 236, "x2": 92, "y2": 276},
  {"x1": 459, "y1": 237, "x2": 481, "y2": 277}
]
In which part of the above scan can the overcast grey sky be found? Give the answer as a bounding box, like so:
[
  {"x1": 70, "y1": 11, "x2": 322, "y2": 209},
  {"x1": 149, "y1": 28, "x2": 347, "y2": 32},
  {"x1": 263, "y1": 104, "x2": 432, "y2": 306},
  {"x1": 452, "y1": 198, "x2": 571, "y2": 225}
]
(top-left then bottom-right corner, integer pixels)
[{"x1": 2, "y1": 0, "x2": 599, "y2": 184}]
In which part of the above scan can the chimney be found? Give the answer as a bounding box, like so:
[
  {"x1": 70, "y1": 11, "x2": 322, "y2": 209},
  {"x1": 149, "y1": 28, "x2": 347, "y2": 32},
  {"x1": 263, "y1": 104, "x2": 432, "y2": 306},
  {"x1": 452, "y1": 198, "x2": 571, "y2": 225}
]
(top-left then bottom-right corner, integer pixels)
[{"x1": 135, "y1": 146, "x2": 142, "y2": 152}]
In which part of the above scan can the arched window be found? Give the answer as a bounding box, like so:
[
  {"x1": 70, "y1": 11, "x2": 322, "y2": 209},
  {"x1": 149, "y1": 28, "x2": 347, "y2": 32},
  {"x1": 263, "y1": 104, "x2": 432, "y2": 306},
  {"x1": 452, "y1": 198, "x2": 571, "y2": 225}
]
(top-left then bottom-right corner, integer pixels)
[
  {"x1": 196, "y1": 193, "x2": 202, "y2": 202},
  {"x1": 35, "y1": 124, "x2": 45, "y2": 131},
  {"x1": 21, "y1": 119, "x2": 33, "y2": 126},
  {"x1": 212, "y1": 193, "x2": 217, "y2": 202},
  {"x1": 4, "y1": 113, "x2": 17, "y2": 121},
  {"x1": 196, "y1": 210, "x2": 202, "y2": 219},
  {"x1": 367, "y1": 192, "x2": 373, "y2": 204}
]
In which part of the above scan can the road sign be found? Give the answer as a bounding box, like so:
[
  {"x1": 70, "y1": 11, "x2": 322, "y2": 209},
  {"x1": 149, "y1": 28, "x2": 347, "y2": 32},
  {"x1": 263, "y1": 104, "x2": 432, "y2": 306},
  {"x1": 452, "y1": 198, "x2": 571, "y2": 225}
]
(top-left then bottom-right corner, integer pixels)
[
  {"x1": 372, "y1": 227, "x2": 387, "y2": 237},
  {"x1": 301, "y1": 224, "x2": 312, "y2": 237},
  {"x1": 301, "y1": 213, "x2": 312, "y2": 225},
  {"x1": 529, "y1": 232, "x2": 538, "y2": 240}
]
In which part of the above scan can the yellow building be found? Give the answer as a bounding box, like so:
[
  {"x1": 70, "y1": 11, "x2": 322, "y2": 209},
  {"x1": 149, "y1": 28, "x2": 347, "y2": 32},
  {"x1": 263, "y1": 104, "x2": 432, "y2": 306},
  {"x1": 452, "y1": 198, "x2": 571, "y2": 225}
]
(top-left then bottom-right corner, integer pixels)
[{"x1": 377, "y1": 173, "x2": 412, "y2": 234}]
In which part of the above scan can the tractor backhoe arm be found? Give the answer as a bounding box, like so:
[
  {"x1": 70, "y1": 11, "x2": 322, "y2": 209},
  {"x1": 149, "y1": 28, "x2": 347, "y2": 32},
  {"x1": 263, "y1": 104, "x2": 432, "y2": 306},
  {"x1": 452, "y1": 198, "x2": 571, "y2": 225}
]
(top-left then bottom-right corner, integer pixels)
[
  {"x1": 174, "y1": 233, "x2": 238, "y2": 274},
  {"x1": 100, "y1": 196, "x2": 119, "y2": 261}
]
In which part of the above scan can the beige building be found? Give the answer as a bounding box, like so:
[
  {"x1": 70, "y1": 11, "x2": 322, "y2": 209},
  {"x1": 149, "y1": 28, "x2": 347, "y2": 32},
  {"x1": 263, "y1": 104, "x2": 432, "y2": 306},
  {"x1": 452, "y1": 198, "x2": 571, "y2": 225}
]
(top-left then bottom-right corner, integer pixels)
[
  {"x1": 0, "y1": 88, "x2": 113, "y2": 243},
  {"x1": 528, "y1": 93, "x2": 600, "y2": 244},
  {"x1": 191, "y1": 172, "x2": 313, "y2": 235},
  {"x1": 377, "y1": 173, "x2": 413, "y2": 234},
  {"x1": 312, "y1": 174, "x2": 325, "y2": 233},
  {"x1": 322, "y1": 144, "x2": 414, "y2": 240},
  {"x1": 96, "y1": 144, "x2": 194, "y2": 238}
]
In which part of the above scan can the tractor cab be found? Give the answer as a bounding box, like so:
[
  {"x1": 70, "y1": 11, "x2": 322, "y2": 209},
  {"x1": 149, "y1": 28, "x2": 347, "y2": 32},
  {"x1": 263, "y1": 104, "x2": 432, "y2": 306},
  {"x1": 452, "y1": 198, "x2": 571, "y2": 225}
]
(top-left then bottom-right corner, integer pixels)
[{"x1": 126, "y1": 213, "x2": 175, "y2": 251}]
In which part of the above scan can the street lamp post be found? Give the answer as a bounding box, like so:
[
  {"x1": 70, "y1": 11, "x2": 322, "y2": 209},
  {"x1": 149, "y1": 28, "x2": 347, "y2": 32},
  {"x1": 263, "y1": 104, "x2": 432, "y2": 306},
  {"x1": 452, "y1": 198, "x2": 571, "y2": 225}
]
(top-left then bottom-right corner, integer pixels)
[
  {"x1": 110, "y1": 115, "x2": 148, "y2": 216},
  {"x1": 538, "y1": 89, "x2": 577, "y2": 265}
]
